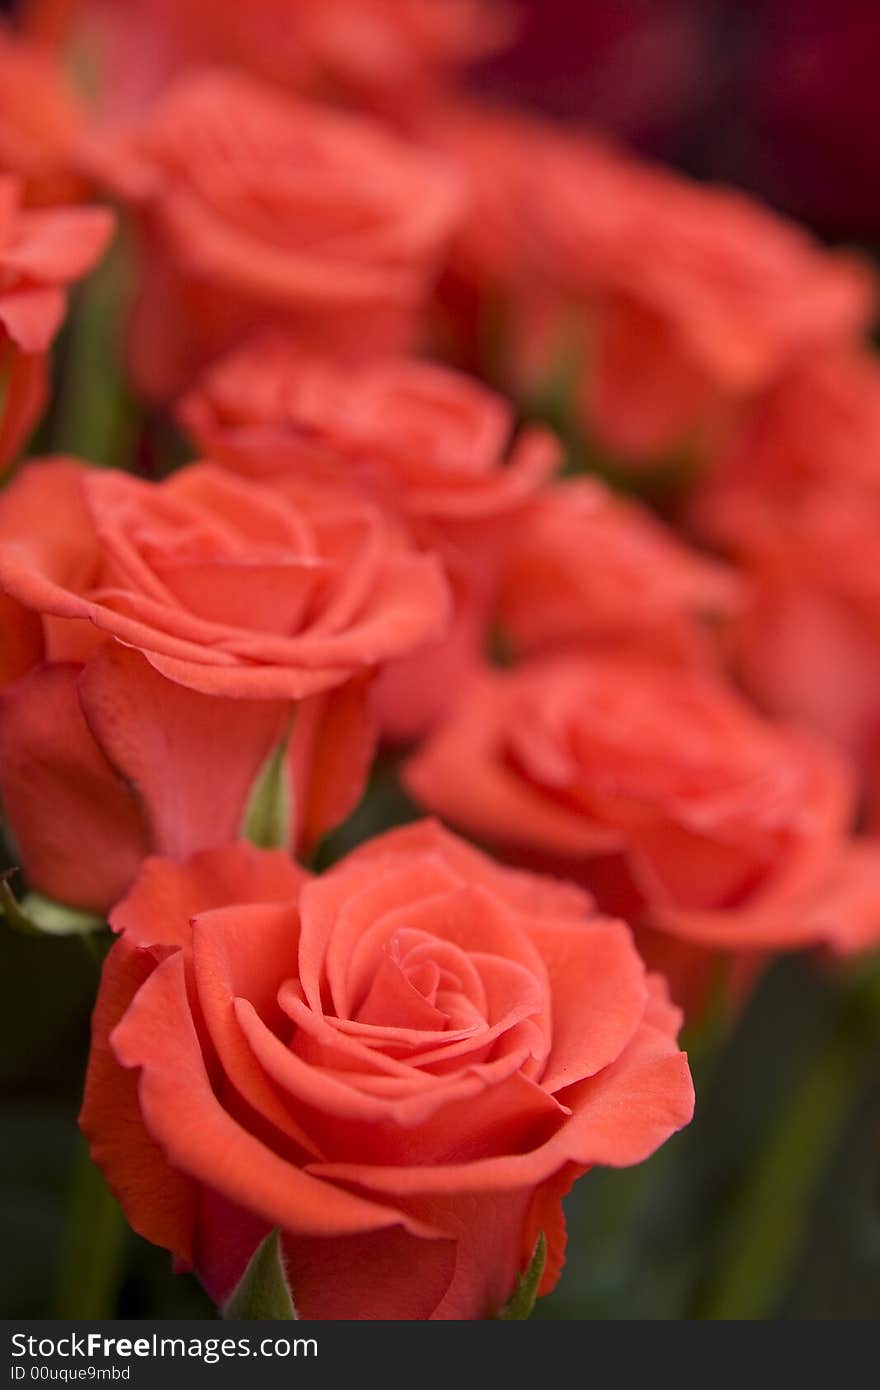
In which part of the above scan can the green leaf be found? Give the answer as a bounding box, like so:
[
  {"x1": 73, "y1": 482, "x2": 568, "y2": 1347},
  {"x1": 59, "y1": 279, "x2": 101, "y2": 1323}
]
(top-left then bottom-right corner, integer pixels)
[
  {"x1": 223, "y1": 1229, "x2": 297, "y2": 1320},
  {"x1": 496, "y1": 1231, "x2": 547, "y2": 1320},
  {"x1": 241, "y1": 733, "x2": 292, "y2": 851},
  {"x1": 0, "y1": 874, "x2": 104, "y2": 938}
]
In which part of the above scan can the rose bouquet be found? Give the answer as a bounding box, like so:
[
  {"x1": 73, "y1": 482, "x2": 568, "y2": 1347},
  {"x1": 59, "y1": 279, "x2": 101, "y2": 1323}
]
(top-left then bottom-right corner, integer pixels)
[{"x1": 1, "y1": 0, "x2": 879, "y2": 1323}]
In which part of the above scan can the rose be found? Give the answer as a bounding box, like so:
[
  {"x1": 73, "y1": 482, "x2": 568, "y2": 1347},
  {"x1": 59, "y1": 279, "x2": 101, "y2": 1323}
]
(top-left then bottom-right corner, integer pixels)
[
  {"x1": 405, "y1": 656, "x2": 856, "y2": 1015},
  {"x1": 181, "y1": 336, "x2": 559, "y2": 739},
  {"x1": 497, "y1": 477, "x2": 742, "y2": 667},
  {"x1": 29, "y1": 0, "x2": 513, "y2": 120},
  {"x1": 0, "y1": 177, "x2": 113, "y2": 471},
  {"x1": 692, "y1": 351, "x2": 880, "y2": 808},
  {"x1": 0, "y1": 456, "x2": 449, "y2": 698},
  {"x1": 0, "y1": 457, "x2": 449, "y2": 907},
  {"x1": 180, "y1": 335, "x2": 557, "y2": 521},
  {"x1": 0, "y1": 23, "x2": 88, "y2": 206},
  {"x1": 85, "y1": 70, "x2": 464, "y2": 397},
  {"x1": 80, "y1": 820, "x2": 694, "y2": 1319},
  {"x1": 518, "y1": 134, "x2": 875, "y2": 465}
]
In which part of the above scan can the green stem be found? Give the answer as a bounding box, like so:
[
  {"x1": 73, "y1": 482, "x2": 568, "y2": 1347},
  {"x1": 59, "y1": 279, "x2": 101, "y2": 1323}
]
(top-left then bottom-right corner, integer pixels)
[
  {"x1": 53, "y1": 234, "x2": 138, "y2": 467},
  {"x1": 697, "y1": 980, "x2": 877, "y2": 1320},
  {"x1": 54, "y1": 1133, "x2": 126, "y2": 1318}
]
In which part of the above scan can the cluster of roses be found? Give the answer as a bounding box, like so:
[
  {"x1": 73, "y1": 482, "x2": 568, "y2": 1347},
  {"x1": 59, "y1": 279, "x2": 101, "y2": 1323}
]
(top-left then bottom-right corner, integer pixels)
[{"x1": 0, "y1": 0, "x2": 878, "y2": 1322}]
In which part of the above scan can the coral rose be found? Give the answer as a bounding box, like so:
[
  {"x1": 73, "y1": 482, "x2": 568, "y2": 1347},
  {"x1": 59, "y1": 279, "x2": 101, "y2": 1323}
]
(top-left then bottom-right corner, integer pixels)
[
  {"x1": 181, "y1": 338, "x2": 559, "y2": 739},
  {"x1": 0, "y1": 457, "x2": 448, "y2": 907},
  {"x1": 0, "y1": 177, "x2": 113, "y2": 471},
  {"x1": 0, "y1": 23, "x2": 88, "y2": 205},
  {"x1": 520, "y1": 135, "x2": 875, "y2": 465},
  {"x1": 692, "y1": 350, "x2": 880, "y2": 810},
  {"x1": 80, "y1": 821, "x2": 694, "y2": 1319},
  {"x1": 405, "y1": 657, "x2": 857, "y2": 1015},
  {"x1": 26, "y1": 0, "x2": 513, "y2": 120},
  {"x1": 86, "y1": 71, "x2": 464, "y2": 398},
  {"x1": 497, "y1": 477, "x2": 742, "y2": 668}
]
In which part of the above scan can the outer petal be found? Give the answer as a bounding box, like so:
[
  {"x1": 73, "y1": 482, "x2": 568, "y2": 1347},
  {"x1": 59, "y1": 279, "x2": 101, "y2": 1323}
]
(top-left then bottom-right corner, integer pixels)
[
  {"x1": 289, "y1": 676, "x2": 377, "y2": 853},
  {"x1": 0, "y1": 662, "x2": 151, "y2": 911},
  {"x1": 79, "y1": 935, "x2": 197, "y2": 1270},
  {"x1": 0, "y1": 348, "x2": 48, "y2": 469},
  {"x1": 78, "y1": 642, "x2": 289, "y2": 860},
  {"x1": 0, "y1": 285, "x2": 64, "y2": 353},
  {"x1": 528, "y1": 916, "x2": 648, "y2": 1093},
  {"x1": 109, "y1": 842, "x2": 308, "y2": 951},
  {"x1": 195, "y1": 1191, "x2": 457, "y2": 1319},
  {"x1": 0, "y1": 590, "x2": 43, "y2": 685},
  {"x1": 5, "y1": 206, "x2": 114, "y2": 285}
]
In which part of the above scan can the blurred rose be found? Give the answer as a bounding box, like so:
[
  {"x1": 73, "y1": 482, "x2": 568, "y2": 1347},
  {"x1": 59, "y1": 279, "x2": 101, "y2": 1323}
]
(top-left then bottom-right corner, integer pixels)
[
  {"x1": 85, "y1": 71, "x2": 463, "y2": 398},
  {"x1": 692, "y1": 351, "x2": 880, "y2": 812},
  {"x1": 181, "y1": 337, "x2": 558, "y2": 739},
  {"x1": 81, "y1": 821, "x2": 693, "y2": 1318},
  {"x1": 406, "y1": 656, "x2": 857, "y2": 1015},
  {"x1": 25, "y1": 0, "x2": 513, "y2": 120},
  {"x1": 520, "y1": 136, "x2": 875, "y2": 466},
  {"x1": 497, "y1": 477, "x2": 742, "y2": 667},
  {"x1": 0, "y1": 176, "x2": 113, "y2": 473},
  {"x1": 0, "y1": 23, "x2": 88, "y2": 205},
  {"x1": 0, "y1": 457, "x2": 449, "y2": 907}
]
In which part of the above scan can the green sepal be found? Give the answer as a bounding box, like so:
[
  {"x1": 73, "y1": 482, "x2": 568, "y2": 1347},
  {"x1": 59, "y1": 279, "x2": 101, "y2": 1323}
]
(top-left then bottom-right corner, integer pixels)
[
  {"x1": 0, "y1": 873, "x2": 105, "y2": 937},
  {"x1": 241, "y1": 732, "x2": 292, "y2": 851},
  {"x1": 223, "y1": 1229, "x2": 297, "y2": 1320},
  {"x1": 496, "y1": 1231, "x2": 547, "y2": 1320}
]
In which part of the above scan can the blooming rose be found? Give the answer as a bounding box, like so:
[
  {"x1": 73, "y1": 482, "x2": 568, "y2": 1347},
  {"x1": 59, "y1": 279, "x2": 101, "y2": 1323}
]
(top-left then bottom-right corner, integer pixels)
[
  {"x1": 181, "y1": 337, "x2": 559, "y2": 739},
  {"x1": 27, "y1": 0, "x2": 513, "y2": 120},
  {"x1": 0, "y1": 457, "x2": 448, "y2": 907},
  {"x1": 405, "y1": 657, "x2": 857, "y2": 1014},
  {"x1": 519, "y1": 135, "x2": 875, "y2": 465},
  {"x1": 0, "y1": 177, "x2": 113, "y2": 472},
  {"x1": 497, "y1": 477, "x2": 742, "y2": 667},
  {"x1": 0, "y1": 23, "x2": 88, "y2": 205},
  {"x1": 692, "y1": 351, "x2": 880, "y2": 807},
  {"x1": 86, "y1": 71, "x2": 463, "y2": 398},
  {"x1": 80, "y1": 820, "x2": 694, "y2": 1319}
]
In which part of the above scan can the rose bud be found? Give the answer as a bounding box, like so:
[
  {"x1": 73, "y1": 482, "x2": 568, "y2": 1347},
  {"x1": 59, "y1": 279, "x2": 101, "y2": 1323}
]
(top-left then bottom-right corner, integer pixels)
[
  {"x1": 405, "y1": 656, "x2": 859, "y2": 1017},
  {"x1": 0, "y1": 457, "x2": 449, "y2": 910},
  {"x1": 83, "y1": 70, "x2": 464, "y2": 398},
  {"x1": 181, "y1": 337, "x2": 559, "y2": 739},
  {"x1": 0, "y1": 177, "x2": 114, "y2": 473},
  {"x1": 80, "y1": 821, "x2": 694, "y2": 1319}
]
